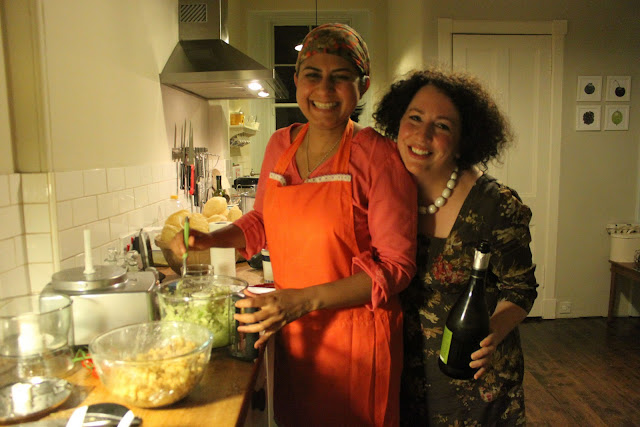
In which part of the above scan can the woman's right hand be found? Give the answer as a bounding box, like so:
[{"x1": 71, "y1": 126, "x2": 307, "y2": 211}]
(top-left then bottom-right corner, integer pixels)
[{"x1": 168, "y1": 228, "x2": 215, "y2": 257}]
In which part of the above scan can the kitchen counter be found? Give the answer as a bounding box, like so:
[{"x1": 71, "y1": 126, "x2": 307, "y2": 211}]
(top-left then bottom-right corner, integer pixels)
[{"x1": 33, "y1": 262, "x2": 272, "y2": 427}]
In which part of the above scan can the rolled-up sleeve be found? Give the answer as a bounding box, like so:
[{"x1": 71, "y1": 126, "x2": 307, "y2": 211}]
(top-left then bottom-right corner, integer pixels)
[{"x1": 351, "y1": 134, "x2": 417, "y2": 309}]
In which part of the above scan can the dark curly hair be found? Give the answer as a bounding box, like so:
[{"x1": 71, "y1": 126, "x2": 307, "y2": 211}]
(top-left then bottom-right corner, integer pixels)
[{"x1": 373, "y1": 67, "x2": 513, "y2": 171}]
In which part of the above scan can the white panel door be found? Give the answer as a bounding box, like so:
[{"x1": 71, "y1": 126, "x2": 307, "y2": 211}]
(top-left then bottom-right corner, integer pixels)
[{"x1": 453, "y1": 35, "x2": 552, "y2": 317}]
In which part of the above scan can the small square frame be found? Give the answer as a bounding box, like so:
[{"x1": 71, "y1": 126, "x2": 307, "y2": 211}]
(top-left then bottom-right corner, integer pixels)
[
  {"x1": 604, "y1": 104, "x2": 629, "y2": 131},
  {"x1": 576, "y1": 76, "x2": 602, "y2": 101},
  {"x1": 605, "y1": 76, "x2": 631, "y2": 101},
  {"x1": 576, "y1": 105, "x2": 601, "y2": 131}
]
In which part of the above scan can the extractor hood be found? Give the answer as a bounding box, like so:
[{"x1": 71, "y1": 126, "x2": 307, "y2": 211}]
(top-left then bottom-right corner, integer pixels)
[{"x1": 160, "y1": 0, "x2": 287, "y2": 100}]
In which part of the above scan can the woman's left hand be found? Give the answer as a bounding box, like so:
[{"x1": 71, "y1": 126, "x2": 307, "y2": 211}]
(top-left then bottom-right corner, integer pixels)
[
  {"x1": 470, "y1": 332, "x2": 500, "y2": 379},
  {"x1": 233, "y1": 288, "x2": 313, "y2": 348},
  {"x1": 469, "y1": 300, "x2": 529, "y2": 379}
]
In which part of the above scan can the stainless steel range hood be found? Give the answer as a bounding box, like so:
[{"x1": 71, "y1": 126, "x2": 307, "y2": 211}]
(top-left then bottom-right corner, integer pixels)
[{"x1": 160, "y1": 0, "x2": 287, "y2": 100}]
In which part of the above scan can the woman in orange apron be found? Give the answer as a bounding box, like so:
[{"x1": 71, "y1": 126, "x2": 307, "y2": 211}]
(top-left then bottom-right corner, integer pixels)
[{"x1": 171, "y1": 24, "x2": 417, "y2": 426}]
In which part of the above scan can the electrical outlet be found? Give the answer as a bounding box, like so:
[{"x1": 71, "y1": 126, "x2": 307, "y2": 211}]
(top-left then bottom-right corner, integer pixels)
[{"x1": 558, "y1": 301, "x2": 572, "y2": 314}]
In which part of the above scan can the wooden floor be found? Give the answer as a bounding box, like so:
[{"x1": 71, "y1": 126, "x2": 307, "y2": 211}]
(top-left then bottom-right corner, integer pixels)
[{"x1": 521, "y1": 317, "x2": 640, "y2": 426}]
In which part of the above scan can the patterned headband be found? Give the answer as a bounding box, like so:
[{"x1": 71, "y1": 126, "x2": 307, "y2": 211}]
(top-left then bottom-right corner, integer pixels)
[{"x1": 295, "y1": 23, "x2": 370, "y2": 77}]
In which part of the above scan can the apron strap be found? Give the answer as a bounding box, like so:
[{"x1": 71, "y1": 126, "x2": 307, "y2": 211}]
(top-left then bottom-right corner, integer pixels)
[{"x1": 272, "y1": 121, "x2": 354, "y2": 177}]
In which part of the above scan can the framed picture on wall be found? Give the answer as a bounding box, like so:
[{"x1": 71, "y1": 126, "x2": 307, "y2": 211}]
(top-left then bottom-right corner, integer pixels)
[
  {"x1": 576, "y1": 105, "x2": 601, "y2": 131},
  {"x1": 604, "y1": 105, "x2": 629, "y2": 131},
  {"x1": 605, "y1": 76, "x2": 631, "y2": 101},
  {"x1": 576, "y1": 76, "x2": 602, "y2": 101}
]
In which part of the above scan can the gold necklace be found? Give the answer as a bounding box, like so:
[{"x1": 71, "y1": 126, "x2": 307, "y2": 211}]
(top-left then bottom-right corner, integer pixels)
[{"x1": 305, "y1": 132, "x2": 342, "y2": 174}]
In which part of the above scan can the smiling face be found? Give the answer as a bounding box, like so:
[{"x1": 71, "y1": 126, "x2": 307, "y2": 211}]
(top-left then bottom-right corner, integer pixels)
[
  {"x1": 397, "y1": 84, "x2": 462, "y2": 178},
  {"x1": 294, "y1": 53, "x2": 368, "y2": 131}
]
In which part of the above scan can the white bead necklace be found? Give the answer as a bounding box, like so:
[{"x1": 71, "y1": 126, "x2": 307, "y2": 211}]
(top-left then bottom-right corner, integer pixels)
[{"x1": 418, "y1": 167, "x2": 459, "y2": 215}]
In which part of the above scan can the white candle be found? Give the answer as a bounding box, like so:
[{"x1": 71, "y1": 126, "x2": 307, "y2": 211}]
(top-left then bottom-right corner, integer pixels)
[
  {"x1": 17, "y1": 316, "x2": 42, "y2": 355},
  {"x1": 83, "y1": 229, "x2": 95, "y2": 274}
]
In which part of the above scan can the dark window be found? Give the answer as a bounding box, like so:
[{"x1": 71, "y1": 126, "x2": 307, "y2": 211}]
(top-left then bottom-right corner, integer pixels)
[{"x1": 273, "y1": 25, "x2": 315, "y2": 129}]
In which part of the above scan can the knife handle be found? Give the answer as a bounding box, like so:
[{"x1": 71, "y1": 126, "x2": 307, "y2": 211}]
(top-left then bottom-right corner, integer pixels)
[{"x1": 190, "y1": 166, "x2": 195, "y2": 195}]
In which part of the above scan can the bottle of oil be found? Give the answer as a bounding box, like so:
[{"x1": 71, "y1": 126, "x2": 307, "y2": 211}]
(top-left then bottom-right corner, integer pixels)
[{"x1": 438, "y1": 241, "x2": 491, "y2": 379}]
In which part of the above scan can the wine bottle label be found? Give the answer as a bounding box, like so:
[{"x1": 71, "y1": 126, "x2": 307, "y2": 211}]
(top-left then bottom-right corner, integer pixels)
[
  {"x1": 439, "y1": 325, "x2": 453, "y2": 364},
  {"x1": 440, "y1": 325, "x2": 484, "y2": 369}
]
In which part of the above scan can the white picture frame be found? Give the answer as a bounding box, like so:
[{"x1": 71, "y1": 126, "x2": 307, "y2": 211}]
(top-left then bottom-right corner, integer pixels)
[
  {"x1": 605, "y1": 76, "x2": 631, "y2": 101},
  {"x1": 576, "y1": 105, "x2": 601, "y2": 131},
  {"x1": 576, "y1": 76, "x2": 602, "y2": 101},
  {"x1": 604, "y1": 104, "x2": 629, "y2": 131}
]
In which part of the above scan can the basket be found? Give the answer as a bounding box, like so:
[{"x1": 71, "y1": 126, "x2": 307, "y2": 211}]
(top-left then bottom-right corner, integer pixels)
[{"x1": 154, "y1": 236, "x2": 211, "y2": 275}]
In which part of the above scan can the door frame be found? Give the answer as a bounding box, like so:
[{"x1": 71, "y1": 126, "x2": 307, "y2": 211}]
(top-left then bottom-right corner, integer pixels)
[{"x1": 438, "y1": 19, "x2": 567, "y2": 319}]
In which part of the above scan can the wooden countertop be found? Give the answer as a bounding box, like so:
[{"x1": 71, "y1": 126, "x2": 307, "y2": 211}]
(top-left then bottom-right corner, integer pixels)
[{"x1": 36, "y1": 262, "x2": 268, "y2": 427}]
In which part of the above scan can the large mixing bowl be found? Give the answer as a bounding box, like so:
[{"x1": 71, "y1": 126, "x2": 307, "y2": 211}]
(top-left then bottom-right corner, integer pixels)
[
  {"x1": 89, "y1": 321, "x2": 213, "y2": 408},
  {"x1": 156, "y1": 275, "x2": 248, "y2": 349}
]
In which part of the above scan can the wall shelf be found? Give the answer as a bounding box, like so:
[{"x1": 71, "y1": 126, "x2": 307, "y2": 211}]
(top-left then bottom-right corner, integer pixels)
[{"x1": 229, "y1": 124, "x2": 259, "y2": 139}]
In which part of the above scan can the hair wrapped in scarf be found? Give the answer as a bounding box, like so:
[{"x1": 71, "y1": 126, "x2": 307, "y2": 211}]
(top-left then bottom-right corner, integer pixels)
[{"x1": 295, "y1": 23, "x2": 370, "y2": 77}]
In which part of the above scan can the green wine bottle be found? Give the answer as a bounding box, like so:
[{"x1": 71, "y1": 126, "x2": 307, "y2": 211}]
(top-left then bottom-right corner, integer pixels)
[
  {"x1": 438, "y1": 240, "x2": 491, "y2": 379},
  {"x1": 213, "y1": 175, "x2": 230, "y2": 203}
]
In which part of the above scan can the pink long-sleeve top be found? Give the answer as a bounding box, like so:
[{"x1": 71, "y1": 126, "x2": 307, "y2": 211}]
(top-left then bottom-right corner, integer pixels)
[{"x1": 233, "y1": 124, "x2": 417, "y2": 309}]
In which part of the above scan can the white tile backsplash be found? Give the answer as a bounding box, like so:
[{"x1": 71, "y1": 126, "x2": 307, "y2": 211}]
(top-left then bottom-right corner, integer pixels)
[
  {"x1": 83, "y1": 169, "x2": 107, "y2": 195},
  {"x1": 0, "y1": 205, "x2": 24, "y2": 240},
  {"x1": 125, "y1": 166, "x2": 142, "y2": 189},
  {"x1": 55, "y1": 171, "x2": 83, "y2": 201},
  {"x1": 0, "y1": 175, "x2": 10, "y2": 207},
  {"x1": 9, "y1": 174, "x2": 21, "y2": 205},
  {"x1": 87, "y1": 219, "x2": 110, "y2": 248},
  {"x1": 140, "y1": 165, "x2": 152, "y2": 186},
  {"x1": 13, "y1": 235, "x2": 26, "y2": 266},
  {"x1": 97, "y1": 192, "x2": 119, "y2": 219},
  {"x1": 134, "y1": 186, "x2": 149, "y2": 209},
  {"x1": 56, "y1": 200, "x2": 73, "y2": 231},
  {"x1": 26, "y1": 233, "x2": 53, "y2": 263},
  {"x1": 0, "y1": 164, "x2": 177, "y2": 277},
  {"x1": 107, "y1": 167, "x2": 126, "y2": 192},
  {"x1": 0, "y1": 266, "x2": 30, "y2": 298},
  {"x1": 24, "y1": 203, "x2": 51, "y2": 233},
  {"x1": 0, "y1": 238, "x2": 16, "y2": 271},
  {"x1": 58, "y1": 227, "x2": 84, "y2": 260},
  {"x1": 71, "y1": 196, "x2": 98, "y2": 226},
  {"x1": 109, "y1": 214, "x2": 129, "y2": 241},
  {"x1": 22, "y1": 173, "x2": 50, "y2": 203},
  {"x1": 27, "y1": 263, "x2": 54, "y2": 293},
  {"x1": 118, "y1": 189, "x2": 135, "y2": 213}
]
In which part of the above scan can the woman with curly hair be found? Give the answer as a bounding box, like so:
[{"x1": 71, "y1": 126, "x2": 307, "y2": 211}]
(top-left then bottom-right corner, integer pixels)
[{"x1": 374, "y1": 68, "x2": 538, "y2": 425}]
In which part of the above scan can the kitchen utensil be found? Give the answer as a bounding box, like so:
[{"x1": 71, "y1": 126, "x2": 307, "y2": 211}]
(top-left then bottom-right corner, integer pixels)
[
  {"x1": 89, "y1": 321, "x2": 213, "y2": 408},
  {"x1": 43, "y1": 269, "x2": 158, "y2": 346},
  {"x1": 66, "y1": 405, "x2": 87, "y2": 427},
  {"x1": 0, "y1": 294, "x2": 75, "y2": 381},
  {"x1": 156, "y1": 275, "x2": 248, "y2": 349},
  {"x1": 182, "y1": 216, "x2": 190, "y2": 278},
  {"x1": 0, "y1": 377, "x2": 73, "y2": 424}
]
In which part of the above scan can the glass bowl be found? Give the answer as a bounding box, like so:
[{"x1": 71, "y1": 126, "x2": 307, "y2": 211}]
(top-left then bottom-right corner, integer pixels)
[
  {"x1": 156, "y1": 275, "x2": 248, "y2": 349},
  {"x1": 89, "y1": 321, "x2": 213, "y2": 408}
]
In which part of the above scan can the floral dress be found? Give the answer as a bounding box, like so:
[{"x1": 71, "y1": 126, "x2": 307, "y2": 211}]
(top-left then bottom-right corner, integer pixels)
[{"x1": 400, "y1": 174, "x2": 539, "y2": 426}]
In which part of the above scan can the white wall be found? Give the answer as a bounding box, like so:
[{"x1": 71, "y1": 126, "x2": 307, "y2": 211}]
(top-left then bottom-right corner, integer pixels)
[{"x1": 0, "y1": 0, "x2": 228, "y2": 294}]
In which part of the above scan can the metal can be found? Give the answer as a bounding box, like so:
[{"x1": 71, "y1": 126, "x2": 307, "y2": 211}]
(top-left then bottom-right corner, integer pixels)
[{"x1": 229, "y1": 292, "x2": 259, "y2": 361}]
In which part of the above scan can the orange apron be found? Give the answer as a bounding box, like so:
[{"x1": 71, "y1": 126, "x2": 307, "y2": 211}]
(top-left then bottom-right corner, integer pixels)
[{"x1": 263, "y1": 121, "x2": 402, "y2": 426}]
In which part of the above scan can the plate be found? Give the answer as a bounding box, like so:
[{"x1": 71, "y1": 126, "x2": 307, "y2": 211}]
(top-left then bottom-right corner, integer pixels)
[{"x1": 0, "y1": 377, "x2": 73, "y2": 423}]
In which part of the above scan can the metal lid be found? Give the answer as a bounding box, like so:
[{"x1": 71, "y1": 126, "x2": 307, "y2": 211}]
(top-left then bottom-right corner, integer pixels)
[{"x1": 51, "y1": 265, "x2": 128, "y2": 293}]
